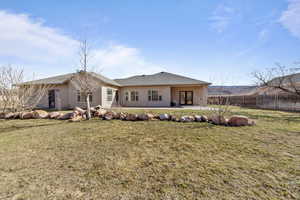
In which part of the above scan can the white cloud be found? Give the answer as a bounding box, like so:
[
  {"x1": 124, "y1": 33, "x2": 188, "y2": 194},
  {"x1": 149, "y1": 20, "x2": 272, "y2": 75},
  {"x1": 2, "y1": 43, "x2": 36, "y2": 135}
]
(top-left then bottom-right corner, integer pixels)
[
  {"x1": 0, "y1": 11, "x2": 78, "y2": 62},
  {"x1": 279, "y1": 0, "x2": 300, "y2": 39},
  {"x1": 0, "y1": 10, "x2": 163, "y2": 79},
  {"x1": 91, "y1": 44, "x2": 165, "y2": 78},
  {"x1": 210, "y1": 4, "x2": 235, "y2": 33}
]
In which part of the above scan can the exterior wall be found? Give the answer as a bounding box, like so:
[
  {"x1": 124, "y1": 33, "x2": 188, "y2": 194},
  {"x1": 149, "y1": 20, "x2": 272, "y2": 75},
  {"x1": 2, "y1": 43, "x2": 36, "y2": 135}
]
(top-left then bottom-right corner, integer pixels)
[
  {"x1": 101, "y1": 86, "x2": 119, "y2": 108},
  {"x1": 68, "y1": 83, "x2": 103, "y2": 109},
  {"x1": 36, "y1": 84, "x2": 70, "y2": 110},
  {"x1": 34, "y1": 83, "x2": 208, "y2": 109},
  {"x1": 119, "y1": 86, "x2": 171, "y2": 107},
  {"x1": 171, "y1": 85, "x2": 208, "y2": 106}
]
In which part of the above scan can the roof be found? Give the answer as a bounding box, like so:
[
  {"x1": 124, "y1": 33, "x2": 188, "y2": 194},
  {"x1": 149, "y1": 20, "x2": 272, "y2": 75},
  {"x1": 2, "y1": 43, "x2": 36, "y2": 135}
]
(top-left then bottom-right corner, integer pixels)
[
  {"x1": 114, "y1": 72, "x2": 210, "y2": 87},
  {"x1": 21, "y1": 72, "x2": 121, "y2": 87}
]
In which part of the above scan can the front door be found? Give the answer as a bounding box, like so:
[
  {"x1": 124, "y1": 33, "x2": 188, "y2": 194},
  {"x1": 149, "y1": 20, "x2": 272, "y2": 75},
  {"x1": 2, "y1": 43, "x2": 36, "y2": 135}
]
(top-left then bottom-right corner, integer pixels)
[
  {"x1": 179, "y1": 91, "x2": 193, "y2": 105},
  {"x1": 48, "y1": 90, "x2": 55, "y2": 109}
]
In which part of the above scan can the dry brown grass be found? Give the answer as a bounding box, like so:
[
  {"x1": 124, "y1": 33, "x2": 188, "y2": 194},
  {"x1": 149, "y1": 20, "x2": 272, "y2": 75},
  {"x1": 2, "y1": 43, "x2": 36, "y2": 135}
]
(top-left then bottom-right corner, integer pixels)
[{"x1": 0, "y1": 107, "x2": 299, "y2": 199}]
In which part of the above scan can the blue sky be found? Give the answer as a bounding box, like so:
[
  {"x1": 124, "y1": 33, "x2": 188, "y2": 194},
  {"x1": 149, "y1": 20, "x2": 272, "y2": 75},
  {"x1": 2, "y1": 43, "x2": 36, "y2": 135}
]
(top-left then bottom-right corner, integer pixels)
[{"x1": 0, "y1": 0, "x2": 299, "y2": 85}]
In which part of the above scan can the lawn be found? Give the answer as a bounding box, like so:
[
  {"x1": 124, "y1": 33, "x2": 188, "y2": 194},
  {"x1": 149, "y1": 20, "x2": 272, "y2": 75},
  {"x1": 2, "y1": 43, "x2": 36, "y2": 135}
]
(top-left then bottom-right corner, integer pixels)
[{"x1": 0, "y1": 107, "x2": 299, "y2": 200}]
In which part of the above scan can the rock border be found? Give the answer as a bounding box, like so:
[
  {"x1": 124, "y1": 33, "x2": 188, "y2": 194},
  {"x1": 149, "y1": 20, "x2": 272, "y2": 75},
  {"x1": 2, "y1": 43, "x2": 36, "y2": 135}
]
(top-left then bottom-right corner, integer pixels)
[{"x1": 0, "y1": 107, "x2": 256, "y2": 127}]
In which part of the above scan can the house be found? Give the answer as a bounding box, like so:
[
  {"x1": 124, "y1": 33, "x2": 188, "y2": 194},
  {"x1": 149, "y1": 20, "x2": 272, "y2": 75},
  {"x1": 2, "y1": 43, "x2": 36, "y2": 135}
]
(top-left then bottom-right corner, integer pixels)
[{"x1": 21, "y1": 72, "x2": 211, "y2": 110}]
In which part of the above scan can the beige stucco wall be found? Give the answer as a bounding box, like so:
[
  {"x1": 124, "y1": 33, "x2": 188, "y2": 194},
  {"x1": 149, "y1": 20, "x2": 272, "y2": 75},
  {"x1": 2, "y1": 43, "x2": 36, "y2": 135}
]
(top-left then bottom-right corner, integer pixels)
[
  {"x1": 171, "y1": 85, "x2": 208, "y2": 106},
  {"x1": 119, "y1": 86, "x2": 171, "y2": 107},
  {"x1": 101, "y1": 86, "x2": 119, "y2": 108},
  {"x1": 36, "y1": 84, "x2": 70, "y2": 110},
  {"x1": 35, "y1": 77, "x2": 120, "y2": 110}
]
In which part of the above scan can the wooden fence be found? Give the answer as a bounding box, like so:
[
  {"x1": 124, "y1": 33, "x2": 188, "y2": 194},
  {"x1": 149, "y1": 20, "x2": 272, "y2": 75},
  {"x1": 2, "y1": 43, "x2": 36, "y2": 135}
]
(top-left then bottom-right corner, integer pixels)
[{"x1": 208, "y1": 94, "x2": 300, "y2": 112}]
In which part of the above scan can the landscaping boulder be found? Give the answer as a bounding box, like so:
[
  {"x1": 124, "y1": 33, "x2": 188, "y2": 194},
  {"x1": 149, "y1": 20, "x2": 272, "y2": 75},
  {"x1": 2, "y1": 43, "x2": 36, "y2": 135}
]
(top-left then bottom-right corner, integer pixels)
[
  {"x1": 94, "y1": 109, "x2": 107, "y2": 117},
  {"x1": 33, "y1": 110, "x2": 48, "y2": 119},
  {"x1": 180, "y1": 115, "x2": 195, "y2": 122},
  {"x1": 69, "y1": 115, "x2": 83, "y2": 122},
  {"x1": 228, "y1": 115, "x2": 250, "y2": 126},
  {"x1": 138, "y1": 113, "x2": 155, "y2": 121},
  {"x1": 159, "y1": 114, "x2": 170, "y2": 121},
  {"x1": 49, "y1": 112, "x2": 62, "y2": 119},
  {"x1": 103, "y1": 111, "x2": 116, "y2": 120},
  {"x1": 210, "y1": 115, "x2": 227, "y2": 125},
  {"x1": 0, "y1": 112, "x2": 5, "y2": 119},
  {"x1": 126, "y1": 113, "x2": 138, "y2": 121},
  {"x1": 4, "y1": 112, "x2": 16, "y2": 119},
  {"x1": 201, "y1": 115, "x2": 208, "y2": 122},
  {"x1": 74, "y1": 107, "x2": 86, "y2": 115},
  {"x1": 194, "y1": 115, "x2": 202, "y2": 122},
  {"x1": 119, "y1": 112, "x2": 127, "y2": 120},
  {"x1": 95, "y1": 105, "x2": 103, "y2": 110},
  {"x1": 58, "y1": 112, "x2": 76, "y2": 120},
  {"x1": 20, "y1": 111, "x2": 34, "y2": 119}
]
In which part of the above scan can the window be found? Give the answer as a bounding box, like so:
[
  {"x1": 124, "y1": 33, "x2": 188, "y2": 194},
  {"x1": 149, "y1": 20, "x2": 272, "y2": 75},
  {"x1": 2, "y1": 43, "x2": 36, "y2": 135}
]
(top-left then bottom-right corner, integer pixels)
[
  {"x1": 77, "y1": 90, "x2": 92, "y2": 102},
  {"x1": 130, "y1": 91, "x2": 139, "y2": 101},
  {"x1": 125, "y1": 91, "x2": 129, "y2": 101},
  {"x1": 107, "y1": 88, "x2": 113, "y2": 101},
  {"x1": 115, "y1": 91, "x2": 119, "y2": 102},
  {"x1": 148, "y1": 90, "x2": 162, "y2": 101}
]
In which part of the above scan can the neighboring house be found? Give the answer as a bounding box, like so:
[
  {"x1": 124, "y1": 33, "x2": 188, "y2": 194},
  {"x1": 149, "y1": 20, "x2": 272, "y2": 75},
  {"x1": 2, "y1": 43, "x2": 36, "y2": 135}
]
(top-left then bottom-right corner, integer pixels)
[{"x1": 21, "y1": 72, "x2": 210, "y2": 110}]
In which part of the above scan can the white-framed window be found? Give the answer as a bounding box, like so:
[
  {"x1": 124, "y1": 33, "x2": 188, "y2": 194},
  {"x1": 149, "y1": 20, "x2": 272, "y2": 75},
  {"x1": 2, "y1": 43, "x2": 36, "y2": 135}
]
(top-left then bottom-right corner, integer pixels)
[
  {"x1": 107, "y1": 88, "x2": 113, "y2": 101},
  {"x1": 148, "y1": 90, "x2": 162, "y2": 101},
  {"x1": 125, "y1": 91, "x2": 129, "y2": 101},
  {"x1": 130, "y1": 91, "x2": 139, "y2": 101},
  {"x1": 77, "y1": 90, "x2": 92, "y2": 102}
]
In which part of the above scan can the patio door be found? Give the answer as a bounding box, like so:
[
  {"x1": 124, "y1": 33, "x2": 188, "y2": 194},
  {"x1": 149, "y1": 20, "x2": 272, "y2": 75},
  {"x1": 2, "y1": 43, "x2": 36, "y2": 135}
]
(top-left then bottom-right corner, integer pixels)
[
  {"x1": 48, "y1": 90, "x2": 55, "y2": 109},
  {"x1": 179, "y1": 91, "x2": 193, "y2": 105}
]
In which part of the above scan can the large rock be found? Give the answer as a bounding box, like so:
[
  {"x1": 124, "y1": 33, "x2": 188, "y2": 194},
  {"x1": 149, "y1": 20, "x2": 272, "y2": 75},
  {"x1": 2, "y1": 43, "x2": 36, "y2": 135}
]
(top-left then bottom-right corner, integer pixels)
[
  {"x1": 20, "y1": 111, "x2": 34, "y2": 119},
  {"x1": 33, "y1": 110, "x2": 48, "y2": 119},
  {"x1": 180, "y1": 115, "x2": 195, "y2": 122},
  {"x1": 49, "y1": 112, "x2": 62, "y2": 119},
  {"x1": 119, "y1": 112, "x2": 127, "y2": 120},
  {"x1": 126, "y1": 113, "x2": 138, "y2": 121},
  {"x1": 159, "y1": 114, "x2": 170, "y2": 121},
  {"x1": 58, "y1": 112, "x2": 76, "y2": 120},
  {"x1": 201, "y1": 115, "x2": 208, "y2": 122},
  {"x1": 103, "y1": 111, "x2": 116, "y2": 120},
  {"x1": 94, "y1": 109, "x2": 107, "y2": 118},
  {"x1": 95, "y1": 105, "x2": 103, "y2": 110},
  {"x1": 74, "y1": 107, "x2": 86, "y2": 115},
  {"x1": 0, "y1": 112, "x2": 5, "y2": 119},
  {"x1": 194, "y1": 115, "x2": 202, "y2": 122},
  {"x1": 69, "y1": 115, "x2": 83, "y2": 122},
  {"x1": 228, "y1": 115, "x2": 250, "y2": 126},
  {"x1": 4, "y1": 112, "x2": 16, "y2": 119},
  {"x1": 138, "y1": 113, "x2": 155, "y2": 121},
  {"x1": 210, "y1": 115, "x2": 227, "y2": 125}
]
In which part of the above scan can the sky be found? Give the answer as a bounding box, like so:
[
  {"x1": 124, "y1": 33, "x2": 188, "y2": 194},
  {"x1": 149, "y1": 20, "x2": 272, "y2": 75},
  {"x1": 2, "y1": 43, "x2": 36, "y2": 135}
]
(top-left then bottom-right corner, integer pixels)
[{"x1": 0, "y1": 0, "x2": 299, "y2": 85}]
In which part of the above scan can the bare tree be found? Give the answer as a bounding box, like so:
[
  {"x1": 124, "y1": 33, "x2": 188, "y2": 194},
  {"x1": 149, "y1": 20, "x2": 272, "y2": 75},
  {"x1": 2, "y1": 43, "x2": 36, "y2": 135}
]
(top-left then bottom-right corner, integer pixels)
[
  {"x1": 252, "y1": 63, "x2": 300, "y2": 96},
  {"x1": 0, "y1": 65, "x2": 49, "y2": 113},
  {"x1": 70, "y1": 39, "x2": 99, "y2": 120}
]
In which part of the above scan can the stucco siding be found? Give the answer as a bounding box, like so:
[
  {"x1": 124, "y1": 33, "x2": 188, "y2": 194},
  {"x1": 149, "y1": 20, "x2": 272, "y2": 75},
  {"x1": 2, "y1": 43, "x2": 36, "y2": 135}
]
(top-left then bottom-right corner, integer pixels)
[
  {"x1": 171, "y1": 85, "x2": 208, "y2": 106},
  {"x1": 119, "y1": 86, "x2": 171, "y2": 107},
  {"x1": 101, "y1": 86, "x2": 119, "y2": 108},
  {"x1": 36, "y1": 84, "x2": 70, "y2": 110}
]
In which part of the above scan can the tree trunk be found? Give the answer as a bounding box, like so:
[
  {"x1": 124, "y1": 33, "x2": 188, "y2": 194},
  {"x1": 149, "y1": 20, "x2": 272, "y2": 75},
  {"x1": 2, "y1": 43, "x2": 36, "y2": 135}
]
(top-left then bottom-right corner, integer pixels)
[{"x1": 86, "y1": 94, "x2": 91, "y2": 120}]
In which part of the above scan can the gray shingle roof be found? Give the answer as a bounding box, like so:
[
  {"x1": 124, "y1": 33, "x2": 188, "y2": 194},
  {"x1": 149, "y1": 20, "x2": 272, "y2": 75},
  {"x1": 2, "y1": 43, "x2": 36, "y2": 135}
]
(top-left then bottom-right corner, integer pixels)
[
  {"x1": 114, "y1": 72, "x2": 211, "y2": 86},
  {"x1": 21, "y1": 72, "x2": 121, "y2": 87}
]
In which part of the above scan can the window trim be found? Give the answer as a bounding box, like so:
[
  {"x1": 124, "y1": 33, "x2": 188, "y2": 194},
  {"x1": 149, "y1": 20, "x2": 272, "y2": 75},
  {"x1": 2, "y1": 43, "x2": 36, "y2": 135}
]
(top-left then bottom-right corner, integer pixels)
[
  {"x1": 148, "y1": 90, "x2": 162, "y2": 101},
  {"x1": 107, "y1": 88, "x2": 113, "y2": 101},
  {"x1": 130, "y1": 91, "x2": 139, "y2": 102}
]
